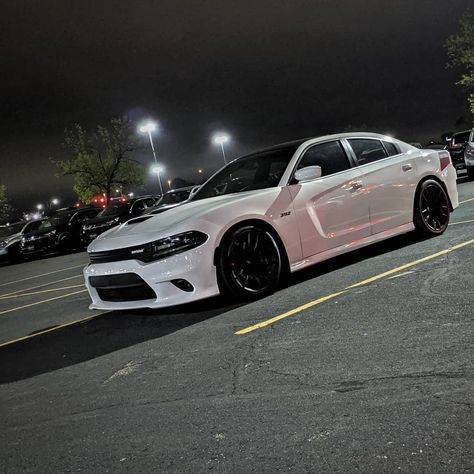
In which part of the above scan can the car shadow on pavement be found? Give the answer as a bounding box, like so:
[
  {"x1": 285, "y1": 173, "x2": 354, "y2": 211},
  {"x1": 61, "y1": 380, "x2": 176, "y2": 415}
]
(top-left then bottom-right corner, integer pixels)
[
  {"x1": 0, "y1": 231, "x2": 427, "y2": 385},
  {"x1": 0, "y1": 296, "x2": 245, "y2": 385}
]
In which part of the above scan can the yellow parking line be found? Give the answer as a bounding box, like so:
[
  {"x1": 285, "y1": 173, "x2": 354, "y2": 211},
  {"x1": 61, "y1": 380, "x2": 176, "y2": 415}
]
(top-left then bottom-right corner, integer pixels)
[
  {"x1": 0, "y1": 284, "x2": 85, "y2": 300},
  {"x1": 0, "y1": 311, "x2": 112, "y2": 349},
  {"x1": 0, "y1": 264, "x2": 84, "y2": 288},
  {"x1": 0, "y1": 275, "x2": 83, "y2": 298},
  {"x1": 236, "y1": 237, "x2": 474, "y2": 335},
  {"x1": 0, "y1": 289, "x2": 88, "y2": 315},
  {"x1": 236, "y1": 291, "x2": 346, "y2": 335},
  {"x1": 346, "y1": 238, "x2": 474, "y2": 289}
]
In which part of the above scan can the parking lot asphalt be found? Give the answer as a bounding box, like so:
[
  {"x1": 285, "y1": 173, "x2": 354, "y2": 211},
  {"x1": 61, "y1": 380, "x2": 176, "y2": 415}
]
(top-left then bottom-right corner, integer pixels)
[{"x1": 1, "y1": 178, "x2": 473, "y2": 473}]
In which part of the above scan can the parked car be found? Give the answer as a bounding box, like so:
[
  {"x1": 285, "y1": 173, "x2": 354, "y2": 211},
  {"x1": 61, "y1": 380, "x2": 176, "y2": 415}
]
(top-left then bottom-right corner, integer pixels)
[
  {"x1": 84, "y1": 132, "x2": 458, "y2": 311},
  {"x1": 21, "y1": 207, "x2": 100, "y2": 257},
  {"x1": 446, "y1": 129, "x2": 470, "y2": 174},
  {"x1": 81, "y1": 196, "x2": 158, "y2": 245},
  {"x1": 145, "y1": 186, "x2": 196, "y2": 216},
  {"x1": 0, "y1": 219, "x2": 45, "y2": 262},
  {"x1": 463, "y1": 128, "x2": 474, "y2": 179}
]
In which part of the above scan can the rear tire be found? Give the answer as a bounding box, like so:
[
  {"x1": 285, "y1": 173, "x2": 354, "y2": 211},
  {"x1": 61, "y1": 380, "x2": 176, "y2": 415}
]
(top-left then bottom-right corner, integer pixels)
[
  {"x1": 413, "y1": 179, "x2": 450, "y2": 236},
  {"x1": 217, "y1": 224, "x2": 283, "y2": 299}
]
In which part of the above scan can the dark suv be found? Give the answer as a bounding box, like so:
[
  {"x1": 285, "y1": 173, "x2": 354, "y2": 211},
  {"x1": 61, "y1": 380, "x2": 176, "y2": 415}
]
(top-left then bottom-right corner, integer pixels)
[
  {"x1": 81, "y1": 196, "x2": 157, "y2": 245},
  {"x1": 20, "y1": 208, "x2": 100, "y2": 257},
  {"x1": 446, "y1": 130, "x2": 470, "y2": 173}
]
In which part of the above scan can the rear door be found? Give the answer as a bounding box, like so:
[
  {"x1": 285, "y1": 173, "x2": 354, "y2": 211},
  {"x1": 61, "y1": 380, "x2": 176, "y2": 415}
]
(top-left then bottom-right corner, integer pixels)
[
  {"x1": 287, "y1": 140, "x2": 371, "y2": 258},
  {"x1": 345, "y1": 138, "x2": 417, "y2": 235}
]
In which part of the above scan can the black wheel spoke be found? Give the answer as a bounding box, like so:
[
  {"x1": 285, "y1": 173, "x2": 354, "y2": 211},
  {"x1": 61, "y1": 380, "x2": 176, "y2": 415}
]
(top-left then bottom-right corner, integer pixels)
[
  {"x1": 224, "y1": 227, "x2": 282, "y2": 294},
  {"x1": 419, "y1": 183, "x2": 449, "y2": 234}
]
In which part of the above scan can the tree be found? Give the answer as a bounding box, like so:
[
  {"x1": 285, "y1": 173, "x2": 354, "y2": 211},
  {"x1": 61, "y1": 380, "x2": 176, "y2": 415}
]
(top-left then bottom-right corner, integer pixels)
[
  {"x1": 0, "y1": 184, "x2": 13, "y2": 223},
  {"x1": 54, "y1": 117, "x2": 145, "y2": 203},
  {"x1": 446, "y1": 12, "x2": 474, "y2": 118}
]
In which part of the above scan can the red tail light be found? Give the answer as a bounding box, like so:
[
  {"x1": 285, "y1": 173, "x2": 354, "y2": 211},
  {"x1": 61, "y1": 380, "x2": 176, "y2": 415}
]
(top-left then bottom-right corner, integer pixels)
[{"x1": 439, "y1": 151, "x2": 451, "y2": 171}]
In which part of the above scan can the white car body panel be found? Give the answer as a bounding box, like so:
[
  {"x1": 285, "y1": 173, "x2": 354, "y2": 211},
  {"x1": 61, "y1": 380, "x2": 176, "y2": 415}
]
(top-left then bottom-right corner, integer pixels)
[{"x1": 84, "y1": 132, "x2": 459, "y2": 310}]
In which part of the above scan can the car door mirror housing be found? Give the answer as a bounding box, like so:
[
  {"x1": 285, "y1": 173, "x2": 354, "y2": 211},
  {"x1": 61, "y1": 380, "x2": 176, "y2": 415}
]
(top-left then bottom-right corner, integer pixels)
[{"x1": 294, "y1": 166, "x2": 322, "y2": 182}]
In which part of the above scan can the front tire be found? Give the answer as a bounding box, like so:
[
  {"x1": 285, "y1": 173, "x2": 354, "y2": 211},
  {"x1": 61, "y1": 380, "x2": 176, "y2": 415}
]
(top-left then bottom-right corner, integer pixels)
[
  {"x1": 217, "y1": 225, "x2": 283, "y2": 299},
  {"x1": 414, "y1": 179, "x2": 450, "y2": 236}
]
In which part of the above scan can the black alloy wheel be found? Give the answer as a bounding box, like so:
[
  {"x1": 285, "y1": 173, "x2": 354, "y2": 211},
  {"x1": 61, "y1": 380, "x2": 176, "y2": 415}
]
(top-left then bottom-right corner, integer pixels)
[
  {"x1": 218, "y1": 225, "x2": 283, "y2": 298},
  {"x1": 414, "y1": 180, "x2": 450, "y2": 236}
]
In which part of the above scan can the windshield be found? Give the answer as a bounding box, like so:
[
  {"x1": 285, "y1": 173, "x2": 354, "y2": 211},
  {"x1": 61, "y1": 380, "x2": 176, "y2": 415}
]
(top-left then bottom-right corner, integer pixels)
[
  {"x1": 0, "y1": 223, "x2": 24, "y2": 238},
  {"x1": 193, "y1": 144, "x2": 299, "y2": 201},
  {"x1": 98, "y1": 203, "x2": 129, "y2": 217},
  {"x1": 39, "y1": 214, "x2": 70, "y2": 230}
]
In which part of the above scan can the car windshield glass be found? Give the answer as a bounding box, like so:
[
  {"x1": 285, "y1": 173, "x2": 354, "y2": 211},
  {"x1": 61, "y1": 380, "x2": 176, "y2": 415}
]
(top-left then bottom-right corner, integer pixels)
[
  {"x1": 193, "y1": 144, "x2": 299, "y2": 201},
  {"x1": 98, "y1": 204, "x2": 129, "y2": 217},
  {"x1": 39, "y1": 214, "x2": 69, "y2": 229},
  {"x1": 452, "y1": 132, "x2": 469, "y2": 144},
  {"x1": 159, "y1": 190, "x2": 190, "y2": 205},
  {"x1": 0, "y1": 223, "x2": 24, "y2": 237}
]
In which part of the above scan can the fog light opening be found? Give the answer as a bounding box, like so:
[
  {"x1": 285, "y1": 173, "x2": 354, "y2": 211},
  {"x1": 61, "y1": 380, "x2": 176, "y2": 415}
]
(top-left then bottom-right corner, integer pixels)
[{"x1": 171, "y1": 279, "x2": 194, "y2": 292}]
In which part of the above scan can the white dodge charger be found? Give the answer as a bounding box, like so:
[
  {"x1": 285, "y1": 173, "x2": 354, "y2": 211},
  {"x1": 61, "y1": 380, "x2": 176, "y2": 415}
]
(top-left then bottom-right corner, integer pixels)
[{"x1": 85, "y1": 132, "x2": 458, "y2": 310}]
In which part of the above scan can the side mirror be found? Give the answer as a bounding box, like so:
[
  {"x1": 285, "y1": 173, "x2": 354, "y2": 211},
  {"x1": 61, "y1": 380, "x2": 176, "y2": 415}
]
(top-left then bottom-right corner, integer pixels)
[{"x1": 294, "y1": 165, "x2": 322, "y2": 183}]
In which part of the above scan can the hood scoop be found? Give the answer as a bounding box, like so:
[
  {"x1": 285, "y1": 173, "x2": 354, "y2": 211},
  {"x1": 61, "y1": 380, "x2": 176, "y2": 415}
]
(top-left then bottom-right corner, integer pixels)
[{"x1": 126, "y1": 216, "x2": 154, "y2": 226}]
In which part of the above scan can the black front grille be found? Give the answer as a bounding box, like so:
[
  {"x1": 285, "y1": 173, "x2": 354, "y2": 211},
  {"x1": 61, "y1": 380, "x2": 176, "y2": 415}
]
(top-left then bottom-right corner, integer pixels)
[
  {"x1": 89, "y1": 273, "x2": 156, "y2": 302},
  {"x1": 89, "y1": 243, "x2": 152, "y2": 264}
]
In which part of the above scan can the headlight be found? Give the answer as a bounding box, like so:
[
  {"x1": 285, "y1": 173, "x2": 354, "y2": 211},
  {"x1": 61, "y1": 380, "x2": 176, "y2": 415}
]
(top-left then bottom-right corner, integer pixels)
[
  {"x1": 0, "y1": 240, "x2": 7, "y2": 248},
  {"x1": 149, "y1": 231, "x2": 208, "y2": 261},
  {"x1": 465, "y1": 146, "x2": 474, "y2": 158}
]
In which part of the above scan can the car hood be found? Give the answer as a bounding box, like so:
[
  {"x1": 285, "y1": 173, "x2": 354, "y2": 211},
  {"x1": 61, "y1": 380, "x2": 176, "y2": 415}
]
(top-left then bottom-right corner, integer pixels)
[
  {"x1": 0, "y1": 232, "x2": 21, "y2": 244},
  {"x1": 89, "y1": 189, "x2": 278, "y2": 251}
]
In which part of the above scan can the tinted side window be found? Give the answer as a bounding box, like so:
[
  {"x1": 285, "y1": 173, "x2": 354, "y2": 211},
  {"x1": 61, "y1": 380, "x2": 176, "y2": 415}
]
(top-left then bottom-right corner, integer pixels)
[
  {"x1": 382, "y1": 141, "x2": 399, "y2": 156},
  {"x1": 349, "y1": 139, "x2": 388, "y2": 165},
  {"x1": 298, "y1": 141, "x2": 350, "y2": 176}
]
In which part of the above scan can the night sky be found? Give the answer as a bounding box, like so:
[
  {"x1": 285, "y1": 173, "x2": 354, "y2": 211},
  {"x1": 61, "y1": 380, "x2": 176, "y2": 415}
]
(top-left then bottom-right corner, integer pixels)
[{"x1": 1, "y1": 0, "x2": 472, "y2": 211}]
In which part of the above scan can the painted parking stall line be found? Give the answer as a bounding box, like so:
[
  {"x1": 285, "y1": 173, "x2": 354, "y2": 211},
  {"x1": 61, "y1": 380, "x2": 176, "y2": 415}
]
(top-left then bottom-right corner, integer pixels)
[
  {"x1": 236, "y1": 237, "x2": 474, "y2": 335},
  {"x1": 0, "y1": 289, "x2": 88, "y2": 316},
  {"x1": 0, "y1": 311, "x2": 112, "y2": 348},
  {"x1": 0, "y1": 264, "x2": 84, "y2": 288}
]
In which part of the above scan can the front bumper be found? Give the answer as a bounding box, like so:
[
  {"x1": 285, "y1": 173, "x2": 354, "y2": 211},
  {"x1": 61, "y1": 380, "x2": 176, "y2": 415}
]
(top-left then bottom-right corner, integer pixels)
[
  {"x1": 20, "y1": 236, "x2": 58, "y2": 254},
  {"x1": 84, "y1": 239, "x2": 220, "y2": 310}
]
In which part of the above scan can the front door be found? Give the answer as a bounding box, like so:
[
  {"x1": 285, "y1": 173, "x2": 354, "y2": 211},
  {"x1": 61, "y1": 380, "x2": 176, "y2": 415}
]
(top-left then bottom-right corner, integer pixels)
[{"x1": 287, "y1": 140, "x2": 371, "y2": 258}]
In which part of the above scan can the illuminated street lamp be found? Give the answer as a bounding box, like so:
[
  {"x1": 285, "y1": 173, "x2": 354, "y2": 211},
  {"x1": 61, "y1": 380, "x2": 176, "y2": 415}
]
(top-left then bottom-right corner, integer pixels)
[
  {"x1": 212, "y1": 133, "x2": 230, "y2": 164},
  {"x1": 50, "y1": 198, "x2": 60, "y2": 206},
  {"x1": 151, "y1": 164, "x2": 165, "y2": 195},
  {"x1": 167, "y1": 179, "x2": 172, "y2": 189},
  {"x1": 36, "y1": 204, "x2": 43, "y2": 211},
  {"x1": 139, "y1": 120, "x2": 163, "y2": 192}
]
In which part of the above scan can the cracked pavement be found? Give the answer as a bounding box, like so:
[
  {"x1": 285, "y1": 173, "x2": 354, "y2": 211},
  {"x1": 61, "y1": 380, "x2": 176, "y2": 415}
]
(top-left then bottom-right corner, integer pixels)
[{"x1": 0, "y1": 178, "x2": 473, "y2": 473}]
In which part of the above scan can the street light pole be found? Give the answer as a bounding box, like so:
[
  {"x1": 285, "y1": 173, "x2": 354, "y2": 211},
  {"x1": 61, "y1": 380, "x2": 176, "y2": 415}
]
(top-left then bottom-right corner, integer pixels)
[
  {"x1": 212, "y1": 133, "x2": 230, "y2": 165},
  {"x1": 151, "y1": 165, "x2": 164, "y2": 195},
  {"x1": 219, "y1": 142, "x2": 227, "y2": 164},
  {"x1": 139, "y1": 120, "x2": 163, "y2": 194},
  {"x1": 146, "y1": 129, "x2": 158, "y2": 165}
]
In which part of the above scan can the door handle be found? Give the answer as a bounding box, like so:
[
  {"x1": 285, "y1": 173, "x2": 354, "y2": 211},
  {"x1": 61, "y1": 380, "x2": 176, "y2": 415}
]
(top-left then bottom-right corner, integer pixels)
[
  {"x1": 349, "y1": 181, "x2": 363, "y2": 191},
  {"x1": 402, "y1": 164, "x2": 413, "y2": 172}
]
